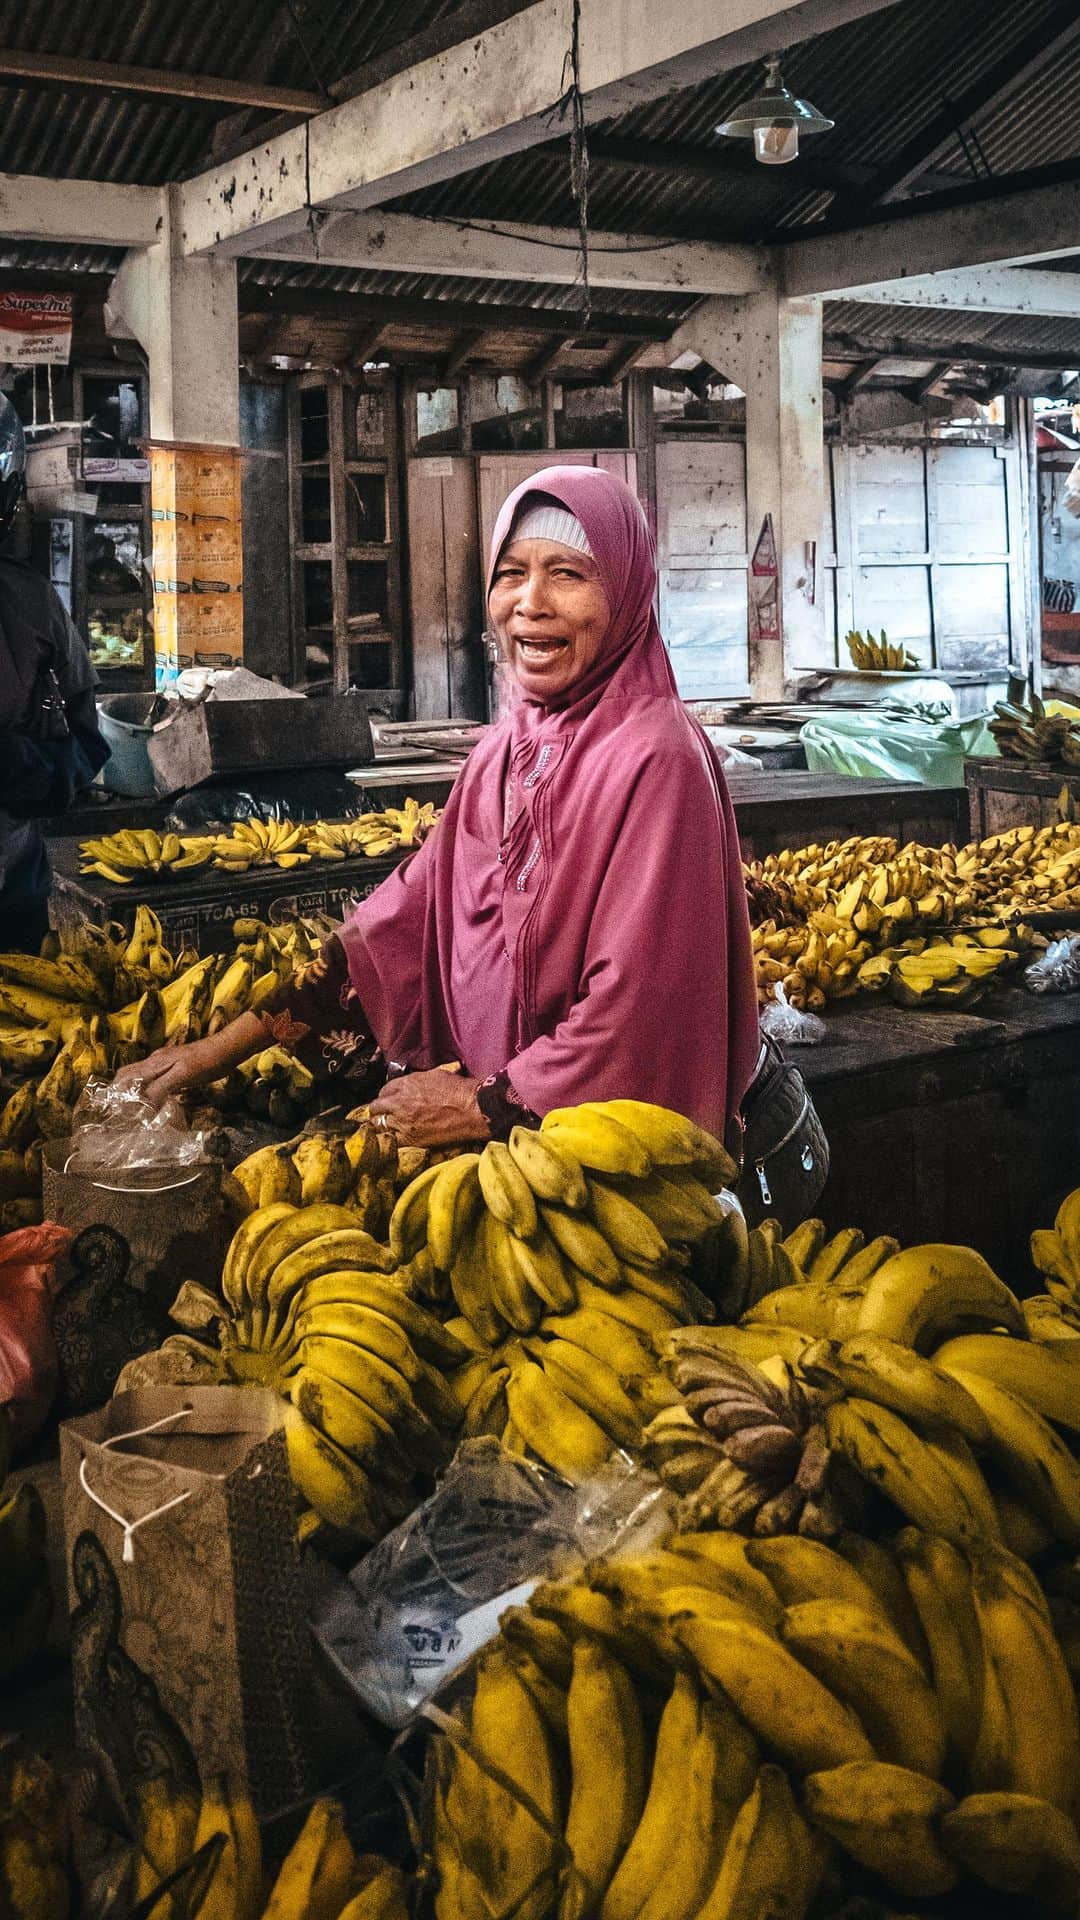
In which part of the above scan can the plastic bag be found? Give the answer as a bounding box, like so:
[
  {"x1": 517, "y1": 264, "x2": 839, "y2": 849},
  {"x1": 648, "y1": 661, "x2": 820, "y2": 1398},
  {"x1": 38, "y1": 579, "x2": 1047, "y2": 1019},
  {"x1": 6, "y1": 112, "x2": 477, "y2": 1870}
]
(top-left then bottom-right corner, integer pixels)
[
  {"x1": 1025, "y1": 935, "x2": 1080, "y2": 995},
  {"x1": 800, "y1": 710, "x2": 998, "y2": 788},
  {"x1": 167, "y1": 770, "x2": 364, "y2": 831},
  {"x1": 312, "y1": 1438, "x2": 669, "y2": 1726},
  {"x1": 0, "y1": 1224, "x2": 71, "y2": 1449},
  {"x1": 67, "y1": 1079, "x2": 210, "y2": 1181},
  {"x1": 760, "y1": 982, "x2": 827, "y2": 1046}
]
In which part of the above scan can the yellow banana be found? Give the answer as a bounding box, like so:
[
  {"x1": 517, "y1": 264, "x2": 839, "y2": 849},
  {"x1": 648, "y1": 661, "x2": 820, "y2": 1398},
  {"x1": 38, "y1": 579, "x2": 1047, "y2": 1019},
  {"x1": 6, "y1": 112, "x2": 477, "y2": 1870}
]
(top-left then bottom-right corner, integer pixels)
[
  {"x1": 261, "y1": 1796, "x2": 357, "y2": 1920},
  {"x1": 468, "y1": 1649, "x2": 561, "y2": 1920},
  {"x1": 529, "y1": 1336, "x2": 642, "y2": 1450},
  {"x1": 482, "y1": 1211, "x2": 543, "y2": 1334},
  {"x1": 561, "y1": 1636, "x2": 647, "y2": 1920},
  {"x1": 539, "y1": 1307, "x2": 655, "y2": 1384},
  {"x1": 825, "y1": 1397, "x2": 991, "y2": 1544},
  {"x1": 832, "y1": 1531, "x2": 930, "y2": 1669},
  {"x1": 968, "y1": 1543, "x2": 1080, "y2": 1814},
  {"x1": 586, "y1": 1178, "x2": 669, "y2": 1269},
  {"x1": 282, "y1": 1407, "x2": 389, "y2": 1539},
  {"x1": 477, "y1": 1141, "x2": 539, "y2": 1238},
  {"x1": 853, "y1": 1243, "x2": 1025, "y2": 1350},
  {"x1": 694, "y1": 1763, "x2": 824, "y2": 1920},
  {"x1": 242, "y1": 1205, "x2": 363, "y2": 1320},
  {"x1": 807, "y1": 1227, "x2": 865, "y2": 1285},
  {"x1": 189, "y1": 1774, "x2": 262, "y2": 1920},
  {"x1": 336, "y1": 1863, "x2": 411, "y2": 1920},
  {"x1": 893, "y1": 1528, "x2": 982, "y2": 1762},
  {"x1": 389, "y1": 1164, "x2": 444, "y2": 1263},
  {"x1": 940, "y1": 1791, "x2": 1080, "y2": 1913},
  {"x1": 672, "y1": 1611, "x2": 873, "y2": 1774},
  {"x1": 504, "y1": 1225, "x2": 577, "y2": 1314},
  {"x1": 633, "y1": 1696, "x2": 759, "y2": 1920},
  {"x1": 745, "y1": 1535, "x2": 896, "y2": 1622},
  {"x1": 574, "y1": 1275, "x2": 680, "y2": 1338},
  {"x1": 598, "y1": 1671, "x2": 702, "y2": 1920},
  {"x1": 131, "y1": 1776, "x2": 201, "y2": 1907},
  {"x1": 780, "y1": 1598, "x2": 947, "y2": 1777},
  {"x1": 802, "y1": 1761, "x2": 958, "y2": 1896},
  {"x1": 506, "y1": 1359, "x2": 612, "y2": 1481},
  {"x1": 294, "y1": 1136, "x2": 354, "y2": 1207},
  {"x1": 538, "y1": 1202, "x2": 623, "y2": 1288},
  {"x1": 803, "y1": 1332, "x2": 991, "y2": 1444},
  {"x1": 781, "y1": 1218, "x2": 827, "y2": 1273},
  {"x1": 508, "y1": 1124, "x2": 588, "y2": 1208},
  {"x1": 220, "y1": 1202, "x2": 296, "y2": 1321},
  {"x1": 587, "y1": 1098, "x2": 737, "y2": 1186},
  {"x1": 934, "y1": 1331, "x2": 1080, "y2": 1432},
  {"x1": 629, "y1": 1171, "x2": 726, "y2": 1245},
  {"x1": 426, "y1": 1154, "x2": 482, "y2": 1271},
  {"x1": 941, "y1": 1368, "x2": 1080, "y2": 1547},
  {"x1": 541, "y1": 1107, "x2": 653, "y2": 1179}
]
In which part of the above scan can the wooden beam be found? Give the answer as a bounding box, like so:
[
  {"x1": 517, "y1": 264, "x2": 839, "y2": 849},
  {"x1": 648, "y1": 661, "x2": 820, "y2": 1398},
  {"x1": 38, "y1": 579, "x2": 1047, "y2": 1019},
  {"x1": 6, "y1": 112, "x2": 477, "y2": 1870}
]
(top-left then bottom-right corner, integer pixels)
[
  {"x1": 601, "y1": 340, "x2": 649, "y2": 384},
  {"x1": 0, "y1": 171, "x2": 161, "y2": 248},
  {"x1": 246, "y1": 209, "x2": 767, "y2": 295},
  {"x1": 833, "y1": 267, "x2": 1080, "y2": 318},
  {"x1": 178, "y1": 0, "x2": 908, "y2": 255},
  {"x1": 781, "y1": 168, "x2": 1080, "y2": 295},
  {"x1": 345, "y1": 324, "x2": 387, "y2": 370},
  {"x1": 831, "y1": 0, "x2": 1080, "y2": 215},
  {"x1": 910, "y1": 362, "x2": 954, "y2": 401},
  {"x1": 823, "y1": 330, "x2": 1080, "y2": 373},
  {"x1": 240, "y1": 282, "x2": 673, "y2": 341},
  {"x1": 445, "y1": 329, "x2": 487, "y2": 376},
  {"x1": 527, "y1": 335, "x2": 575, "y2": 380},
  {"x1": 0, "y1": 47, "x2": 325, "y2": 114},
  {"x1": 837, "y1": 356, "x2": 888, "y2": 399}
]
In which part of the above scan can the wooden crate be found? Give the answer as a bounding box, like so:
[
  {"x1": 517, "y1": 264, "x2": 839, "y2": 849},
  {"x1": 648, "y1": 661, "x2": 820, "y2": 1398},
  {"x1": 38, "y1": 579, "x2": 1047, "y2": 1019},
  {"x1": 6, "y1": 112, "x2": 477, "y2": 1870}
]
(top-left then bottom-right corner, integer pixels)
[
  {"x1": 730, "y1": 772, "x2": 968, "y2": 863},
  {"x1": 49, "y1": 838, "x2": 406, "y2": 955},
  {"x1": 964, "y1": 756, "x2": 1078, "y2": 839}
]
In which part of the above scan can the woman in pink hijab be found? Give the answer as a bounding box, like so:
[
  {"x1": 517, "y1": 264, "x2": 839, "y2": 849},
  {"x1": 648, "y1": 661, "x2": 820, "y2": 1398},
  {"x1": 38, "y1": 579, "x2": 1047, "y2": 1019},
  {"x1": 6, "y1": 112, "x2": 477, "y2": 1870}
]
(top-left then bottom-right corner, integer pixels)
[{"x1": 125, "y1": 467, "x2": 760, "y2": 1145}]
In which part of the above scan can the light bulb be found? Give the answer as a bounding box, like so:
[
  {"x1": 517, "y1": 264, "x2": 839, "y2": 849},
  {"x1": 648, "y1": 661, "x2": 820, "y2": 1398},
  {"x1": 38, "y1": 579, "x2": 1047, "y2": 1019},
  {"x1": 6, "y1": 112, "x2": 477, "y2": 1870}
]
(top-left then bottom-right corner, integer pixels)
[{"x1": 754, "y1": 121, "x2": 799, "y2": 165}]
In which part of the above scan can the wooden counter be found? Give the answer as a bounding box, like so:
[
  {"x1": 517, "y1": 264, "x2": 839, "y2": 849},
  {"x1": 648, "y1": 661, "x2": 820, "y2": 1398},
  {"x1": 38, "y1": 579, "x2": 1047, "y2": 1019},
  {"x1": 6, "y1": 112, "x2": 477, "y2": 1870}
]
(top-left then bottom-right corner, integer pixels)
[
  {"x1": 727, "y1": 772, "x2": 968, "y2": 862},
  {"x1": 799, "y1": 986, "x2": 1080, "y2": 1288}
]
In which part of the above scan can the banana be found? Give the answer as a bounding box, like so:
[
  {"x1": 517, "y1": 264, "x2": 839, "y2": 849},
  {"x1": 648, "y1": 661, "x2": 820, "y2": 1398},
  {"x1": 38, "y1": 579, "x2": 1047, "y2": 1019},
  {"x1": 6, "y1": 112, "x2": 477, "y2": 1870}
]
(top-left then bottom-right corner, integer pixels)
[
  {"x1": 745, "y1": 1278, "x2": 868, "y2": 1339},
  {"x1": 825, "y1": 1396, "x2": 992, "y2": 1543},
  {"x1": 782, "y1": 1218, "x2": 827, "y2": 1274},
  {"x1": 482, "y1": 1211, "x2": 543, "y2": 1334},
  {"x1": 477, "y1": 1141, "x2": 539, "y2": 1238},
  {"x1": 934, "y1": 1332, "x2": 1080, "y2": 1432},
  {"x1": 241, "y1": 1204, "x2": 363, "y2": 1323},
  {"x1": 664, "y1": 1533, "x2": 783, "y2": 1622},
  {"x1": 968, "y1": 1543, "x2": 1080, "y2": 1814},
  {"x1": 466, "y1": 1650, "x2": 561, "y2": 1920},
  {"x1": 561, "y1": 1636, "x2": 647, "y2": 1920},
  {"x1": 220, "y1": 1202, "x2": 297, "y2": 1320},
  {"x1": 853, "y1": 1243, "x2": 1025, "y2": 1350},
  {"x1": 188, "y1": 1774, "x2": 262, "y2": 1920},
  {"x1": 282, "y1": 1407, "x2": 390, "y2": 1538},
  {"x1": 940, "y1": 1792, "x2": 1080, "y2": 1913},
  {"x1": 131, "y1": 1776, "x2": 201, "y2": 1907},
  {"x1": 389, "y1": 1164, "x2": 444, "y2": 1263},
  {"x1": 802, "y1": 1333, "x2": 991, "y2": 1444},
  {"x1": 833, "y1": 1531, "x2": 930, "y2": 1669},
  {"x1": 508, "y1": 1124, "x2": 589, "y2": 1209},
  {"x1": 285, "y1": 1266, "x2": 465, "y2": 1367},
  {"x1": 450, "y1": 1225, "x2": 506, "y2": 1348},
  {"x1": 263, "y1": 1233, "x2": 400, "y2": 1340},
  {"x1": 780, "y1": 1598, "x2": 947, "y2": 1777},
  {"x1": 337, "y1": 1864, "x2": 411, "y2": 1920},
  {"x1": 541, "y1": 1308, "x2": 655, "y2": 1384},
  {"x1": 694, "y1": 1763, "x2": 824, "y2": 1920},
  {"x1": 587, "y1": 1098, "x2": 737, "y2": 1186},
  {"x1": 426, "y1": 1154, "x2": 483, "y2": 1271},
  {"x1": 808, "y1": 1227, "x2": 865, "y2": 1286},
  {"x1": 629, "y1": 1693, "x2": 756, "y2": 1920},
  {"x1": 941, "y1": 1368, "x2": 1080, "y2": 1546},
  {"x1": 574, "y1": 1276, "x2": 680, "y2": 1338},
  {"x1": 586, "y1": 1179, "x2": 669, "y2": 1269},
  {"x1": 894, "y1": 1529, "x2": 983, "y2": 1763},
  {"x1": 541, "y1": 1107, "x2": 653, "y2": 1180},
  {"x1": 504, "y1": 1225, "x2": 578, "y2": 1314},
  {"x1": 288, "y1": 1338, "x2": 428, "y2": 1446},
  {"x1": 506, "y1": 1359, "x2": 612, "y2": 1481},
  {"x1": 294, "y1": 1136, "x2": 354, "y2": 1206},
  {"x1": 539, "y1": 1203, "x2": 623, "y2": 1288},
  {"x1": 994, "y1": 1484, "x2": 1056, "y2": 1559},
  {"x1": 0, "y1": 1080, "x2": 38, "y2": 1149},
  {"x1": 261, "y1": 1796, "x2": 358, "y2": 1920},
  {"x1": 920, "y1": 1422, "x2": 1001, "y2": 1541},
  {"x1": 289, "y1": 1365, "x2": 411, "y2": 1479},
  {"x1": 629, "y1": 1171, "x2": 726, "y2": 1245},
  {"x1": 598, "y1": 1670, "x2": 702, "y2": 1920},
  {"x1": 745, "y1": 1535, "x2": 897, "y2": 1623},
  {"x1": 666, "y1": 1322, "x2": 816, "y2": 1369},
  {"x1": 504, "y1": 1647, "x2": 570, "y2": 1740},
  {"x1": 529, "y1": 1337, "x2": 642, "y2": 1450},
  {"x1": 802, "y1": 1761, "x2": 958, "y2": 1896},
  {"x1": 672, "y1": 1611, "x2": 874, "y2": 1774},
  {"x1": 462, "y1": 1366, "x2": 511, "y2": 1439},
  {"x1": 499, "y1": 1605, "x2": 574, "y2": 1688}
]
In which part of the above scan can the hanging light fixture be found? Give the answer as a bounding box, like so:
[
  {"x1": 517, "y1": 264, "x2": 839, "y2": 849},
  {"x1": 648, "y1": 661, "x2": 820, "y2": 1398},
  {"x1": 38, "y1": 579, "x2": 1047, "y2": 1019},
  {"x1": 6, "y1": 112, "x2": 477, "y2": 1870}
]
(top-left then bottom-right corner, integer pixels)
[{"x1": 715, "y1": 56, "x2": 834, "y2": 166}]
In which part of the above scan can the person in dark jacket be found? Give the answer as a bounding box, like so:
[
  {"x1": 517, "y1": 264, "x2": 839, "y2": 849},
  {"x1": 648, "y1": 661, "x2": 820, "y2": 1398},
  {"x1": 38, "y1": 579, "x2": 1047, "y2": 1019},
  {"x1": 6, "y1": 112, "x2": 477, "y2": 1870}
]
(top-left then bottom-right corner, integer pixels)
[{"x1": 0, "y1": 395, "x2": 110, "y2": 952}]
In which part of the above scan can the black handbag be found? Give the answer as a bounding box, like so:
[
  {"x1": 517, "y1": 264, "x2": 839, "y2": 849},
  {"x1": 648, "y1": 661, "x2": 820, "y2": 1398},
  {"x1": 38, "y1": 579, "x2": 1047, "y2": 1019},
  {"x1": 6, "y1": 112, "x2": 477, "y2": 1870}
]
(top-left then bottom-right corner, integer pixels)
[{"x1": 735, "y1": 1034, "x2": 829, "y2": 1233}]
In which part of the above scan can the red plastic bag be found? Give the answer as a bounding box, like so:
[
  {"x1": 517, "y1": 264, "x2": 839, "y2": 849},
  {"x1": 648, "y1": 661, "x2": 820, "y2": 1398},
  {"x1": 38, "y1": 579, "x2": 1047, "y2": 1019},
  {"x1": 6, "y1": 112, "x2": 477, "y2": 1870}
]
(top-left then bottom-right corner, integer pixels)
[{"x1": 0, "y1": 1224, "x2": 71, "y2": 1451}]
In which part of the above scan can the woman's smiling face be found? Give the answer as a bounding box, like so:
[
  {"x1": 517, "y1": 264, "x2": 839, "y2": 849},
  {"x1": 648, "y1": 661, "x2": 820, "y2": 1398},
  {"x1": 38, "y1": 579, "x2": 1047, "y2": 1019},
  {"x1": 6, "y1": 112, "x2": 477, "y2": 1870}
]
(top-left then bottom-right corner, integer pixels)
[{"x1": 488, "y1": 537, "x2": 611, "y2": 701}]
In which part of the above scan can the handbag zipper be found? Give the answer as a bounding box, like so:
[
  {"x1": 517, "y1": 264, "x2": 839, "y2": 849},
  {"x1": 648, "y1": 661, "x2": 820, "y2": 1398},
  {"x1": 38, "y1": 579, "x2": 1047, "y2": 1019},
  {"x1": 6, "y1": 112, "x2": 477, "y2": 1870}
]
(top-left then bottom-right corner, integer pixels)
[{"x1": 755, "y1": 1087, "x2": 810, "y2": 1207}]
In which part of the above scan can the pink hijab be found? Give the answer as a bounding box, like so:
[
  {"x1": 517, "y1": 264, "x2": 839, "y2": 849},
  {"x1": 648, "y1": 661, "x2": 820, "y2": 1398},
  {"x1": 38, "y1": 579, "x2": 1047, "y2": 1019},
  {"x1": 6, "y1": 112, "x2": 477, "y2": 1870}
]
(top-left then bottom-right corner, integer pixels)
[{"x1": 339, "y1": 465, "x2": 760, "y2": 1134}]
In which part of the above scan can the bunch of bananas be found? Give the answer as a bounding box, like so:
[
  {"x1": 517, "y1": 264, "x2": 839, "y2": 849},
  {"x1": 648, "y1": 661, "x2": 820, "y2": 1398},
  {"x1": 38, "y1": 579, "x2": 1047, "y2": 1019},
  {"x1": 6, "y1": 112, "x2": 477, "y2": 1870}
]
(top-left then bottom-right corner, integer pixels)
[
  {"x1": 989, "y1": 674, "x2": 1080, "y2": 765},
  {"x1": 860, "y1": 935, "x2": 1019, "y2": 1008},
  {"x1": 306, "y1": 799, "x2": 440, "y2": 862},
  {"x1": 1030, "y1": 1184, "x2": 1080, "y2": 1334},
  {"x1": 131, "y1": 1777, "x2": 409, "y2": 1920},
  {"x1": 118, "y1": 1201, "x2": 467, "y2": 1539},
  {"x1": 0, "y1": 1750, "x2": 71, "y2": 1920},
  {"x1": 846, "y1": 628, "x2": 920, "y2": 672},
  {"x1": 229, "y1": 1122, "x2": 399, "y2": 1240},
  {"x1": 217, "y1": 1047, "x2": 318, "y2": 1130},
  {"x1": 0, "y1": 1410, "x2": 52, "y2": 1686},
  {"x1": 79, "y1": 826, "x2": 216, "y2": 884},
  {"x1": 212, "y1": 817, "x2": 311, "y2": 872},
  {"x1": 426, "y1": 1521, "x2": 1080, "y2": 1917}
]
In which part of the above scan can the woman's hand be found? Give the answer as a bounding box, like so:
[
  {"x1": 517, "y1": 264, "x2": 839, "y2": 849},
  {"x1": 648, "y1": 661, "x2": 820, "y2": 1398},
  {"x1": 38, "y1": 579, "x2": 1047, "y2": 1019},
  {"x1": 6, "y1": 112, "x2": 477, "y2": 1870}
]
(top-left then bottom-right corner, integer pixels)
[
  {"x1": 111, "y1": 1012, "x2": 268, "y2": 1110},
  {"x1": 369, "y1": 1070, "x2": 489, "y2": 1148}
]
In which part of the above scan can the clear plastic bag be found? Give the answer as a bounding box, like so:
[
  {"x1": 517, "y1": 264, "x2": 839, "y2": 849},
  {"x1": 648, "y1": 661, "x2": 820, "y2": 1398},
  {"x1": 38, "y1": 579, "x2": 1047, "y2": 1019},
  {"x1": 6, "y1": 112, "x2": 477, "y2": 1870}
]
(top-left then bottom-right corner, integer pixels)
[
  {"x1": 67, "y1": 1078, "x2": 210, "y2": 1182},
  {"x1": 1025, "y1": 935, "x2": 1080, "y2": 996},
  {"x1": 760, "y1": 982, "x2": 827, "y2": 1046},
  {"x1": 312, "y1": 1438, "x2": 669, "y2": 1726}
]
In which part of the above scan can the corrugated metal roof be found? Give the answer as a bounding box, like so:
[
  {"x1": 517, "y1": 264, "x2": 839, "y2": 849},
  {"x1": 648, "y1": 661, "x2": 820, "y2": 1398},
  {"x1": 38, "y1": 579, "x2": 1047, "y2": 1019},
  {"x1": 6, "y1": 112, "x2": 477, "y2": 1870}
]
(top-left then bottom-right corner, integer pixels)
[{"x1": 825, "y1": 300, "x2": 1080, "y2": 361}]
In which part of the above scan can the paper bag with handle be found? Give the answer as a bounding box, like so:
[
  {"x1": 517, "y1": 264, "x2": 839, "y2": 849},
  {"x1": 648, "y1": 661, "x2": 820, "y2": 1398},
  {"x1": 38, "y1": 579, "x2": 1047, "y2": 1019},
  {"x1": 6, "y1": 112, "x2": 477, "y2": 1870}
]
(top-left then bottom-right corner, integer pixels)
[{"x1": 59, "y1": 1385, "x2": 316, "y2": 1820}]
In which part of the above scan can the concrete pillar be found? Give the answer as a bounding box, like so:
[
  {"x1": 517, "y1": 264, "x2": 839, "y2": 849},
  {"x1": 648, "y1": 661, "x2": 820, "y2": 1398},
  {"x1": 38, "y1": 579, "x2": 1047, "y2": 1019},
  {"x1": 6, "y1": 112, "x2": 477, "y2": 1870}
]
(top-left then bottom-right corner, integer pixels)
[
  {"x1": 672, "y1": 290, "x2": 825, "y2": 699},
  {"x1": 106, "y1": 186, "x2": 239, "y2": 446}
]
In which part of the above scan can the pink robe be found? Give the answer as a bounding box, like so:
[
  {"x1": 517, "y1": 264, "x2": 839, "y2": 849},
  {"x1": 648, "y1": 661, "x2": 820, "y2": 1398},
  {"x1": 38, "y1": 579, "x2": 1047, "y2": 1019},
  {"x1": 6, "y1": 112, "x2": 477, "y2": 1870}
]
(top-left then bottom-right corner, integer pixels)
[{"x1": 339, "y1": 465, "x2": 760, "y2": 1134}]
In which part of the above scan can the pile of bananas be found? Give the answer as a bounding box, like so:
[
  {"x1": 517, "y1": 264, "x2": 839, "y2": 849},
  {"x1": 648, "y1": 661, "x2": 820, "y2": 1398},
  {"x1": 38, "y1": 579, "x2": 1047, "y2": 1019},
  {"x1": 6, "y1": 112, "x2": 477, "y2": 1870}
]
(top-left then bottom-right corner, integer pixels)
[
  {"x1": 306, "y1": 799, "x2": 439, "y2": 861},
  {"x1": 79, "y1": 805, "x2": 442, "y2": 887},
  {"x1": 989, "y1": 674, "x2": 1080, "y2": 764},
  {"x1": 1030, "y1": 1185, "x2": 1080, "y2": 1334},
  {"x1": 846, "y1": 628, "x2": 920, "y2": 672},
  {"x1": 229, "y1": 1121, "x2": 400, "y2": 1239},
  {"x1": 745, "y1": 831, "x2": 1068, "y2": 1009},
  {"x1": 0, "y1": 1409, "x2": 52, "y2": 1686},
  {"x1": 79, "y1": 826, "x2": 216, "y2": 883},
  {"x1": 130, "y1": 1780, "x2": 409, "y2": 1920},
  {"x1": 387, "y1": 1102, "x2": 738, "y2": 1479},
  {"x1": 212, "y1": 1046, "x2": 318, "y2": 1131},
  {"x1": 425, "y1": 1523, "x2": 1080, "y2": 1917},
  {"x1": 0, "y1": 911, "x2": 326, "y2": 1149},
  {"x1": 118, "y1": 1201, "x2": 466, "y2": 1539}
]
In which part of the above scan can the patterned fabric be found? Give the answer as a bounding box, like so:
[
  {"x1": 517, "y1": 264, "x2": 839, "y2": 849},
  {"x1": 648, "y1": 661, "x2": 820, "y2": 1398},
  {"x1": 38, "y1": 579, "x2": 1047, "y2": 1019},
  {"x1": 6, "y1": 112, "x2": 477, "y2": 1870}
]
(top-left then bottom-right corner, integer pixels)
[
  {"x1": 256, "y1": 935, "x2": 379, "y2": 1083},
  {"x1": 476, "y1": 1073, "x2": 539, "y2": 1141}
]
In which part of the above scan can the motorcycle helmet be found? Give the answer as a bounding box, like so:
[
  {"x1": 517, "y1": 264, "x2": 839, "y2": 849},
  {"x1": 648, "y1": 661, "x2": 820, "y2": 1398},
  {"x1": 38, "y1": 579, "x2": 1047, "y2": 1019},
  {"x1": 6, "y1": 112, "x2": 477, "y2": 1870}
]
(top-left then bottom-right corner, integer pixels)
[{"x1": 0, "y1": 394, "x2": 26, "y2": 535}]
